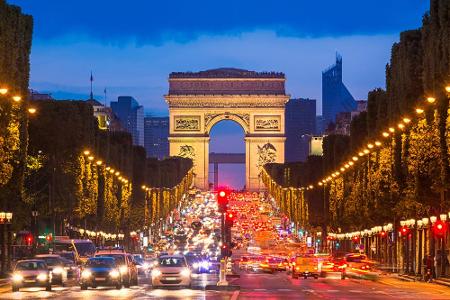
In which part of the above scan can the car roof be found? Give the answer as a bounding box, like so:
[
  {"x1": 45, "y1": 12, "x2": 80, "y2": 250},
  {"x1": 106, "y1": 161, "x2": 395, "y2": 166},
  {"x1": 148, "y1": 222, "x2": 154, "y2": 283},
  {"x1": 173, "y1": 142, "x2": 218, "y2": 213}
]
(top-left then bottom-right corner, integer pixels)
[
  {"x1": 159, "y1": 254, "x2": 185, "y2": 259},
  {"x1": 17, "y1": 259, "x2": 46, "y2": 263},
  {"x1": 35, "y1": 254, "x2": 61, "y2": 258},
  {"x1": 96, "y1": 251, "x2": 126, "y2": 255},
  {"x1": 89, "y1": 257, "x2": 115, "y2": 261}
]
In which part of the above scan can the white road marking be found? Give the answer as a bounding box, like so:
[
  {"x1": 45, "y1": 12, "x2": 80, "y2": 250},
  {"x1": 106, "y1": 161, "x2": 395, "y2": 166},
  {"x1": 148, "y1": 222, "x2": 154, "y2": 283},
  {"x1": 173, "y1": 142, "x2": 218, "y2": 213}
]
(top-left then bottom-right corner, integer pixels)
[
  {"x1": 277, "y1": 288, "x2": 293, "y2": 292},
  {"x1": 254, "y1": 288, "x2": 267, "y2": 291},
  {"x1": 326, "y1": 289, "x2": 339, "y2": 292},
  {"x1": 349, "y1": 290, "x2": 363, "y2": 293}
]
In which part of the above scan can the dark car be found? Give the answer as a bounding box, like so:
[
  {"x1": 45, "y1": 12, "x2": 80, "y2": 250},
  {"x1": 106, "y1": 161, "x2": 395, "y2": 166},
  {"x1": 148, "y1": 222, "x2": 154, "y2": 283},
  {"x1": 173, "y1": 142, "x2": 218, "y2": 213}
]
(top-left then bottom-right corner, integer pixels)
[
  {"x1": 11, "y1": 259, "x2": 52, "y2": 292},
  {"x1": 80, "y1": 257, "x2": 122, "y2": 290},
  {"x1": 95, "y1": 251, "x2": 138, "y2": 287},
  {"x1": 35, "y1": 254, "x2": 68, "y2": 286}
]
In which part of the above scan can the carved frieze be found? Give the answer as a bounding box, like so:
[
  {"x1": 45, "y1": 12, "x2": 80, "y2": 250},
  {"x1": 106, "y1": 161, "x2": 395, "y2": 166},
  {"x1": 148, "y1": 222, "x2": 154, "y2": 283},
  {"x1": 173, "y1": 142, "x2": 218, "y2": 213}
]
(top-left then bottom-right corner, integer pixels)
[
  {"x1": 204, "y1": 112, "x2": 250, "y2": 128},
  {"x1": 254, "y1": 115, "x2": 281, "y2": 131},
  {"x1": 174, "y1": 116, "x2": 200, "y2": 131}
]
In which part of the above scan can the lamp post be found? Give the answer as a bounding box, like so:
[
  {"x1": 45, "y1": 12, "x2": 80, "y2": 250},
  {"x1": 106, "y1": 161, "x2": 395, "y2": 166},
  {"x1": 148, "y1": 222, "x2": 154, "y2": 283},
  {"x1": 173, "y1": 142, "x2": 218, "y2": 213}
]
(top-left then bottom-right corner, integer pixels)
[
  {"x1": 31, "y1": 210, "x2": 39, "y2": 254},
  {"x1": 0, "y1": 212, "x2": 13, "y2": 275}
]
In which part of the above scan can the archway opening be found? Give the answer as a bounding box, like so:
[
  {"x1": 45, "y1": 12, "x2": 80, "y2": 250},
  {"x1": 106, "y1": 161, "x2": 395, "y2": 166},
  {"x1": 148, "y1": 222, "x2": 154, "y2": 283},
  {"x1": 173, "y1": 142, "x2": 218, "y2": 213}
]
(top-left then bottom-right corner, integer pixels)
[{"x1": 209, "y1": 119, "x2": 245, "y2": 190}]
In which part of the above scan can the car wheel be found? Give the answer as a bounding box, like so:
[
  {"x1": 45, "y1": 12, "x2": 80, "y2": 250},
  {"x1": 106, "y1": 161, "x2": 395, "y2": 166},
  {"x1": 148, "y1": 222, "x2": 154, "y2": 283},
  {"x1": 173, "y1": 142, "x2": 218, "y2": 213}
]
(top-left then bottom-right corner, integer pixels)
[
  {"x1": 80, "y1": 284, "x2": 88, "y2": 290},
  {"x1": 12, "y1": 285, "x2": 19, "y2": 292},
  {"x1": 46, "y1": 284, "x2": 52, "y2": 291},
  {"x1": 124, "y1": 279, "x2": 130, "y2": 288},
  {"x1": 304, "y1": 276, "x2": 308, "y2": 279},
  {"x1": 116, "y1": 283, "x2": 122, "y2": 290},
  {"x1": 314, "y1": 275, "x2": 319, "y2": 279}
]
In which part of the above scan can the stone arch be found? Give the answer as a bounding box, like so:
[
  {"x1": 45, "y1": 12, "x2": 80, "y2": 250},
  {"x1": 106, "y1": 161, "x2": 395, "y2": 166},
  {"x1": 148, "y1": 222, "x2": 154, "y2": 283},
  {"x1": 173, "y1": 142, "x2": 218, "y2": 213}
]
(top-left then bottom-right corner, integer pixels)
[{"x1": 205, "y1": 113, "x2": 250, "y2": 135}]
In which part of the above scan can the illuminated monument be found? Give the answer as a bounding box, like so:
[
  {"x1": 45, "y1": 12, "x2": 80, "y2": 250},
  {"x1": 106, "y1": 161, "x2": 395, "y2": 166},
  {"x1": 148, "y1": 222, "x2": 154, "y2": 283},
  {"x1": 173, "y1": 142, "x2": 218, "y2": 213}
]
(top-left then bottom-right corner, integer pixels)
[{"x1": 165, "y1": 68, "x2": 288, "y2": 191}]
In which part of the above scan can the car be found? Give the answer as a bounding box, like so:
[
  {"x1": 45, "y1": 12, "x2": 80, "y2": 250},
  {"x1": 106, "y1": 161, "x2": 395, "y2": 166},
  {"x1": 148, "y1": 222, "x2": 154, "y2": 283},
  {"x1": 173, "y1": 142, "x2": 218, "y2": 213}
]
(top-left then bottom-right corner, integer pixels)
[
  {"x1": 80, "y1": 257, "x2": 122, "y2": 290},
  {"x1": 11, "y1": 259, "x2": 52, "y2": 292},
  {"x1": 151, "y1": 255, "x2": 191, "y2": 288},
  {"x1": 260, "y1": 257, "x2": 286, "y2": 273},
  {"x1": 291, "y1": 255, "x2": 319, "y2": 279},
  {"x1": 95, "y1": 250, "x2": 138, "y2": 287},
  {"x1": 34, "y1": 254, "x2": 68, "y2": 286}
]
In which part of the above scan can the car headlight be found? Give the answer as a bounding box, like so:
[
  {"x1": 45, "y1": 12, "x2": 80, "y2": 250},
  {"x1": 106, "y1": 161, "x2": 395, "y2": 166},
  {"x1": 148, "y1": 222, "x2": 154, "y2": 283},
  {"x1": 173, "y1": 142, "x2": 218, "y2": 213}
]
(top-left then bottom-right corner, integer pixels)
[
  {"x1": 81, "y1": 270, "x2": 92, "y2": 279},
  {"x1": 12, "y1": 273, "x2": 23, "y2": 282},
  {"x1": 109, "y1": 270, "x2": 120, "y2": 278},
  {"x1": 151, "y1": 268, "x2": 162, "y2": 278},
  {"x1": 119, "y1": 265, "x2": 128, "y2": 274},
  {"x1": 201, "y1": 261, "x2": 209, "y2": 269},
  {"x1": 52, "y1": 267, "x2": 63, "y2": 274},
  {"x1": 37, "y1": 273, "x2": 48, "y2": 281},
  {"x1": 142, "y1": 263, "x2": 150, "y2": 270},
  {"x1": 180, "y1": 268, "x2": 191, "y2": 277},
  {"x1": 192, "y1": 262, "x2": 199, "y2": 269}
]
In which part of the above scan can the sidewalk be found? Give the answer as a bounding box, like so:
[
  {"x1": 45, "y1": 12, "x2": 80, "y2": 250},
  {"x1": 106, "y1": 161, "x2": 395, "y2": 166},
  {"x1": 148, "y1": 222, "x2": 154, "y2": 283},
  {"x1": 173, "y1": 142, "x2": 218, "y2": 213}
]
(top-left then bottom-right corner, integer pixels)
[{"x1": 396, "y1": 273, "x2": 450, "y2": 288}]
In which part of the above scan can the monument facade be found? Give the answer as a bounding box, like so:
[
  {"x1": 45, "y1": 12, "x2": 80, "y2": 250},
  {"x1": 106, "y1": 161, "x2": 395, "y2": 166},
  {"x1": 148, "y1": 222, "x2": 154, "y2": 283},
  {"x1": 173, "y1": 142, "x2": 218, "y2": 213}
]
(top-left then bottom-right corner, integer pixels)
[{"x1": 165, "y1": 68, "x2": 288, "y2": 191}]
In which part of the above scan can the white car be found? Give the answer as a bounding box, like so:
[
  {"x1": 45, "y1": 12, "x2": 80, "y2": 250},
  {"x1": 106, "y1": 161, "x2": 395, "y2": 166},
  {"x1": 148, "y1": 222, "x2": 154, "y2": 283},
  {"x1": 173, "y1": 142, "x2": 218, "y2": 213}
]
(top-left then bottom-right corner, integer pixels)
[{"x1": 151, "y1": 255, "x2": 191, "y2": 288}]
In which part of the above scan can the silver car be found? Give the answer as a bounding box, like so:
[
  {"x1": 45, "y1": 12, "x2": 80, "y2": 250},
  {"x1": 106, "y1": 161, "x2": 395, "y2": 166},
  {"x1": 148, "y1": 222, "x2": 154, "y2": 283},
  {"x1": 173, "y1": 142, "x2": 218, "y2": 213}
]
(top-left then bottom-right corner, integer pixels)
[
  {"x1": 151, "y1": 255, "x2": 191, "y2": 288},
  {"x1": 11, "y1": 260, "x2": 52, "y2": 292}
]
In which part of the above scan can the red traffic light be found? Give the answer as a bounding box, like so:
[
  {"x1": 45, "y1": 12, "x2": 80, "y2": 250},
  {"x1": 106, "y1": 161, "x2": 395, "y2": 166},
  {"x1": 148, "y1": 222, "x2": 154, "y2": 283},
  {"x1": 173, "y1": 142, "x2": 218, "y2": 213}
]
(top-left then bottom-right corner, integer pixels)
[
  {"x1": 400, "y1": 226, "x2": 409, "y2": 236},
  {"x1": 433, "y1": 220, "x2": 447, "y2": 237},
  {"x1": 26, "y1": 235, "x2": 33, "y2": 245},
  {"x1": 380, "y1": 231, "x2": 386, "y2": 237}
]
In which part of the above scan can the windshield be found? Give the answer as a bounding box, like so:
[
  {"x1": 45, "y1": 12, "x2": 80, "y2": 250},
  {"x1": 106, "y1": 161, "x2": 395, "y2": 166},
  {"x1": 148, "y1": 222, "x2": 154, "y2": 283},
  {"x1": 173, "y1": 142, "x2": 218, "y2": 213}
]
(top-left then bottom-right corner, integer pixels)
[
  {"x1": 16, "y1": 261, "x2": 47, "y2": 271},
  {"x1": 58, "y1": 252, "x2": 75, "y2": 261},
  {"x1": 159, "y1": 257, "x2": 186, "y2": 267},
  {"x1": 75, "y1": 242, "x2": 96, "y2": 257},
  {"x1": 87, "y1": 258, "x2": 115, "y2": 268},
  {"x1": 96, "y1": 254, "x2": 125, "y2": 265},
  {"x1": 133, "y1": 256, "x2": 143, "y2": 264}
]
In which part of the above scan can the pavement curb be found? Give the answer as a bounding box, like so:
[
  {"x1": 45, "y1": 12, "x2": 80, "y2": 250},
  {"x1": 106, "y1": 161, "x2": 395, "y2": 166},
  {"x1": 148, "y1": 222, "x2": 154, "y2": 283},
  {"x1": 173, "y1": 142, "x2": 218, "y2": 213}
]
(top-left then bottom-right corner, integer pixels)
[{"x1": 205, "y1": 285, "x2": 240, "y2": 291}]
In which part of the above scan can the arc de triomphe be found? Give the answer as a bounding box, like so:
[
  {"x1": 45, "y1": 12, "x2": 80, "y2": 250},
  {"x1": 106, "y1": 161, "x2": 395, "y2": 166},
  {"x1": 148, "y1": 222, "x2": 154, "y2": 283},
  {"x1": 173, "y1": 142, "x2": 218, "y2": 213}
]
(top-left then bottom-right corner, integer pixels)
[{"x1": 165, "y1": 68, "x2": 288, "y2": 191}]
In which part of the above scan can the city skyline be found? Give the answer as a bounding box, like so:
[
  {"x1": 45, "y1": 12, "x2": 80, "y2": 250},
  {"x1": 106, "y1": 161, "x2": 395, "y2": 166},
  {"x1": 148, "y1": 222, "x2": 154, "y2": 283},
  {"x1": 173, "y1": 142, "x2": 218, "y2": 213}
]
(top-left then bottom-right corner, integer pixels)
[{"x1": 9, "y1": 0, "x2": 429, "y2": 116}]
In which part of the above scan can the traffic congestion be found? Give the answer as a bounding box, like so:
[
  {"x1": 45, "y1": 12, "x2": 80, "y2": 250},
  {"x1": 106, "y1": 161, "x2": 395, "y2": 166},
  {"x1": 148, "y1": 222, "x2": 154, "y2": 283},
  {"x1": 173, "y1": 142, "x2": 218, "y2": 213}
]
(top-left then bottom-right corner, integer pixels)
[{"x1": 0, "y1": 190, "x2": 444, "y2": 299}]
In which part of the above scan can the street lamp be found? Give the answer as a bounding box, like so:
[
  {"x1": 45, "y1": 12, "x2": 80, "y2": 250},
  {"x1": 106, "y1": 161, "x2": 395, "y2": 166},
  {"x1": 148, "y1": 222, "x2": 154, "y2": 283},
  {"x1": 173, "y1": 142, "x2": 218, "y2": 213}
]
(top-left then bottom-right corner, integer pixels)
[{"x1": 0, "y1": 88, "x2": 8, "y2": 94}]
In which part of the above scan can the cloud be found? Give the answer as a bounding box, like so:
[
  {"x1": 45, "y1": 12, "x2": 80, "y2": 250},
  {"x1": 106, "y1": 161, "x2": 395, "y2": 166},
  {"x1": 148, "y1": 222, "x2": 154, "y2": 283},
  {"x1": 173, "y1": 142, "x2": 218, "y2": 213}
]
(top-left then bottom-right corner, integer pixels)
[
  {"x1": 29, "y1": 31, "x2": 398, "y2": 115},
  {"x1": 11, "y1": 0, "x2": 427, "y2": 45}
]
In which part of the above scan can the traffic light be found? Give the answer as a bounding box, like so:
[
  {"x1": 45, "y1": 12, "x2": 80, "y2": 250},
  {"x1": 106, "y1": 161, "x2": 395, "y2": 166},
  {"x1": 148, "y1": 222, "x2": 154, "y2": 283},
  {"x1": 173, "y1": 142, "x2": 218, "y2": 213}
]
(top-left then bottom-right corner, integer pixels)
[
  {"x1": 400, "y1": 226, "x2": 410, "y2": 236},
  {"x1": 225, "y1": 211, "x2": 236, "y2": 226},
  {"x1": 45, "y1": 233, "x2": 53, "y2": 242},
  {"x1": 380, "y1": 231, "x2": 387, "y2": 238},
  {"x1": 26, "y1": 235, "x2": 33, "y2": 246},
  {"x1": 217, "y1": 189, "x2": 228, "y2": 212},
  {"x1": 221, "y1": 244, "x2": 231, "y2": 257},
  {"x1": 433, "y1": 220, "x2": 447, "y2": 238}
]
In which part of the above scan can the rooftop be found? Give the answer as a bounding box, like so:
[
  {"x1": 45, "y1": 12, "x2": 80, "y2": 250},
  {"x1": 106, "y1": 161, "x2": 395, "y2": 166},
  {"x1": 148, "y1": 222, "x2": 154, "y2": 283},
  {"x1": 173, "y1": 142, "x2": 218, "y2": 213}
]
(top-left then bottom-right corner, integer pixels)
[{"x1": 169, "y1": 68, "x2": 285, "y2": 79}]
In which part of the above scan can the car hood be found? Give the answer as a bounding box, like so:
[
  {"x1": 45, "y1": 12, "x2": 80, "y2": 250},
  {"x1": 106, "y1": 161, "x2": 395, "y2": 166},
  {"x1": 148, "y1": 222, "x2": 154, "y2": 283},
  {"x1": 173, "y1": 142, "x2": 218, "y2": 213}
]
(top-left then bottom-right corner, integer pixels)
[
  {"x1": 14, "y1": 270, "x2": 46, "y2": 276},
  {"x1": 86, "y1": 267, "x2": 114, "y2": 273},
  {"x1": 157, "y1": 266, "x2": 185, "y2": 273}
]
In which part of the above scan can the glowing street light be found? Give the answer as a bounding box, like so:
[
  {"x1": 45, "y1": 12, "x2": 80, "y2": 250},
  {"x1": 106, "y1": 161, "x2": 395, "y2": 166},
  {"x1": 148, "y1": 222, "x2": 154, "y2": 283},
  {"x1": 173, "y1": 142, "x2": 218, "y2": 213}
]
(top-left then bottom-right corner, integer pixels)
[
  {"x1": 426, "y1": 97, "x2": 436, "y2": 104},
  {"x1": 388, "y1": 127, "x2": 395, "y2": 133},
  {"x1": 352, "y1": 156, "x2": 358, "y2": 161},
  {"x1": 0, "y1": 88, "x2": 8, "y2": 95},
  {"x1": 416, "y1": 108, "x2": 424, "y2": 114},
  {"x1": 96, "y1": 160, "x2": 102, "y2": 165},
  {"x1": 28, "y1": 107, "x2": 36, "y2": 114},
  {"x1": 12, "y1": 95, "x2": 21, "y2": 102},
  {"x1": 367, "y1": 143, "x2": 374, "y2": 149},
  {"x1": 398, "y1": 123, "x2": 405, "y2": 130},
  {"x1": 83, "y1": 150, "x2": 90, "y2": 155},
  {"x1": 375, "y1": 141, "x2": 381, "y2": 146},
  {"x1": 445, "y1": 86, "x2": 450, "y2": 93},
  {"x1": 403, "y1": 117, "x2": 411, "y2": 124},
  {"x1": 87, "y1": 156, "x2": 94, "y2": 161}
]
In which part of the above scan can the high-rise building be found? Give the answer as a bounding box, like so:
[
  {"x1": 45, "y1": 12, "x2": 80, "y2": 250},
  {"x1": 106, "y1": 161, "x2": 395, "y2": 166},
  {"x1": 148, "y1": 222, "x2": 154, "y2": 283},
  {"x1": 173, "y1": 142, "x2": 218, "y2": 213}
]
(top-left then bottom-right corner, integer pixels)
[
  {"x1": 144, "y1": 116, "x2": 169, "y2": 159},
  {"x1": 322, "y1": 53, "x2": 356, "y2": 129},
  {"x1": 110, "y1": 96, "x2": 144, "y2": 146},
  {"x1": 285, "y1": 98, "x2": 316, "y2": 162}
]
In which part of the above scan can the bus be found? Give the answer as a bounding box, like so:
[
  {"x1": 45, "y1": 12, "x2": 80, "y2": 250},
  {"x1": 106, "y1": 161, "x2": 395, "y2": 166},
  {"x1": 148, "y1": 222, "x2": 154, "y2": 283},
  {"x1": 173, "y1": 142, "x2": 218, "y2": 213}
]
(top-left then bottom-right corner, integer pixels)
[{"x1": 53, "y1": 237, "x2": 96, "y2": 264}]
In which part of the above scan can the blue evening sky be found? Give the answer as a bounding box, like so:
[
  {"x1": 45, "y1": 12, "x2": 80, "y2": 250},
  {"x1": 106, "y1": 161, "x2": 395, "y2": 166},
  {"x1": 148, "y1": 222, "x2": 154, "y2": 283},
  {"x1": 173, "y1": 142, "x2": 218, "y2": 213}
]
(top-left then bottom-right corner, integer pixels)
[{"x1": 9, "y1": 0, "x2": 429, "y2": 188}]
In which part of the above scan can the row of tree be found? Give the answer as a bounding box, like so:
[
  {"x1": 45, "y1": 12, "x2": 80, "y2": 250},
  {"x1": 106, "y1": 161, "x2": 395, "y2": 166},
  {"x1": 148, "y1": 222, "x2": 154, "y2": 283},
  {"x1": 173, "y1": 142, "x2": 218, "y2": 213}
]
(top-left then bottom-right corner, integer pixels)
[
  {"x1": 262, "y1": 0, "x2": 449, "y2": 233},
  {"x1": 25, "y1": 100, "x2": 193, "y2": 235},
  {"x1": 0, "y1": 0, "x2": 33, "y2": 218}
]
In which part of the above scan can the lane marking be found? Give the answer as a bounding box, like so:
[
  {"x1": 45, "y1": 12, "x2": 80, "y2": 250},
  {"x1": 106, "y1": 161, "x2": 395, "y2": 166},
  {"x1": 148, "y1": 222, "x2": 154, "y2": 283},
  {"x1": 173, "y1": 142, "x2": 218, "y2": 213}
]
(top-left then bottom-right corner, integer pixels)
[
  {"x1": 349, "y1": 290, "x2": 363, "y2": 293},
  {"x1": 277, "y1": 289, "x2": 293, "y2": 292},
  {"x1": 326, "y1": 290, "x2": 339, "y2": 292},
  {"x1": 254, "y1": 288, "x2": 267, "y2": 291},
  {"x1": 230, "y1": 290, "x2": 240, "y2": 300}
]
